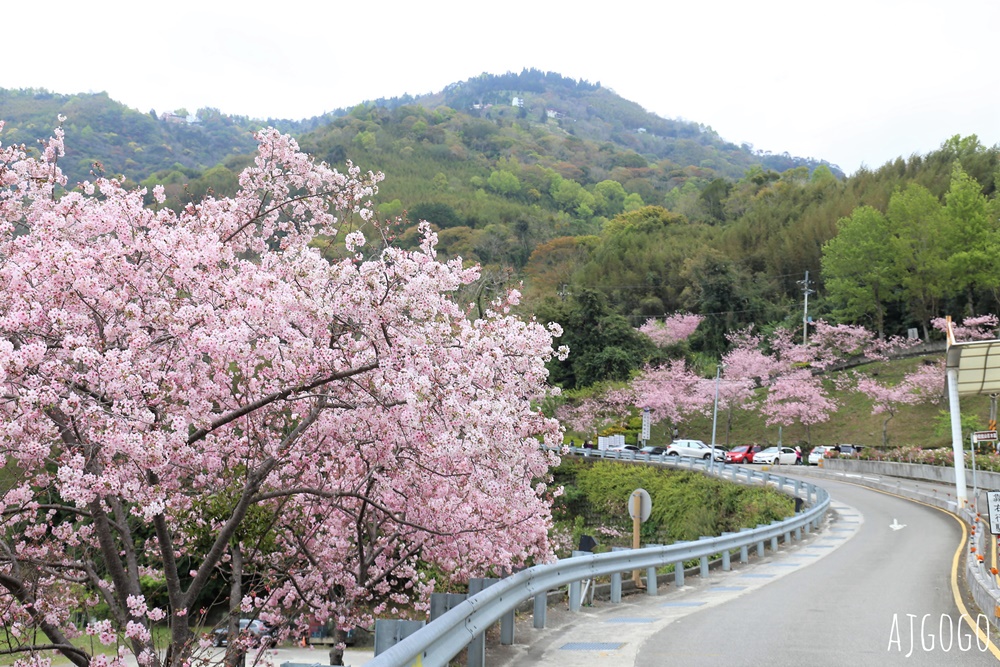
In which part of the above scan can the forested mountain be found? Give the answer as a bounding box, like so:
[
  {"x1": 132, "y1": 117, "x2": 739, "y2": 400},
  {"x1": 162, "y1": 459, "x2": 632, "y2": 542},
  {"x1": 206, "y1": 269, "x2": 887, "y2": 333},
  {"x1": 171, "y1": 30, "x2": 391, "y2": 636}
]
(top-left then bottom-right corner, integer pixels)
[
  {"x1": 3, "y1": 70, "x2": 999, "y2": 390},
  {"x1": 0, "y1": 89, "x2": 263, "y2": 185}
]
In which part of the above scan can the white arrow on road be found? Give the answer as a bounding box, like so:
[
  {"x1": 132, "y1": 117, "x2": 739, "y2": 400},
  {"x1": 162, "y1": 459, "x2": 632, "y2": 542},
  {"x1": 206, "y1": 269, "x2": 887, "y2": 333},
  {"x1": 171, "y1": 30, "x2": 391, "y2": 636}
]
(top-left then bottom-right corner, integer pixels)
[{"x1": 890, "y1": 518, "x2": 906, "y2": 531}]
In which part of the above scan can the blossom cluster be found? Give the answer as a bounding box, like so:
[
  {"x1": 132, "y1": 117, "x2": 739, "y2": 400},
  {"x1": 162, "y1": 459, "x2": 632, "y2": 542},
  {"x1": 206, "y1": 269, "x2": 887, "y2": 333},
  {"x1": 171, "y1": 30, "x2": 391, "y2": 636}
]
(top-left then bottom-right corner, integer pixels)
[{"x1": 0, "y1": 125, "x2": 563, "y2": 667}]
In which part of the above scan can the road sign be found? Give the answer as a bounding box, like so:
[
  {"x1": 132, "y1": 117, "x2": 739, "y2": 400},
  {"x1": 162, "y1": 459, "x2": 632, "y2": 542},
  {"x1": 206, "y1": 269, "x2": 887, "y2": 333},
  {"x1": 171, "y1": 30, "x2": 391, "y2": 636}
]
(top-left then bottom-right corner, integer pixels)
[
  {"x1": 974, "y1": 430, "x2": 998, "y2": 443},
  {"x1": 641, "y1": 407, "x2": 651, "y2": 442},
  {"x1": 628, "y1": 488, "x2": 651, "y2": 522},
  {"x1": 988, "y1": 491, "x2": 1000, "y2": 535}
]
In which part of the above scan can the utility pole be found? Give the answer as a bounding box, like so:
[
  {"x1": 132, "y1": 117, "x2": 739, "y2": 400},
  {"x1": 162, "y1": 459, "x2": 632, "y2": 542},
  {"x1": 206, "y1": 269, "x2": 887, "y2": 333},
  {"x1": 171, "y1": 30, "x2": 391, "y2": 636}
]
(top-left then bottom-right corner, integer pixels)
[{"x1": 797, "y1": 271, "x2": 814, "y2": 345}]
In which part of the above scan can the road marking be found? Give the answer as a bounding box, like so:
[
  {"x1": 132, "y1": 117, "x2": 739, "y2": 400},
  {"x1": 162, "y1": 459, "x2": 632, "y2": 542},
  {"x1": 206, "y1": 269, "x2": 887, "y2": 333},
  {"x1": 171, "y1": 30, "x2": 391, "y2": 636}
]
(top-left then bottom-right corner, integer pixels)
[
  {"x1": 837, "y1": 480, "x2": 1000, "y2": 660},
  {"x1": 890, "y1": 518, "x2": 906, "y2": 531}
]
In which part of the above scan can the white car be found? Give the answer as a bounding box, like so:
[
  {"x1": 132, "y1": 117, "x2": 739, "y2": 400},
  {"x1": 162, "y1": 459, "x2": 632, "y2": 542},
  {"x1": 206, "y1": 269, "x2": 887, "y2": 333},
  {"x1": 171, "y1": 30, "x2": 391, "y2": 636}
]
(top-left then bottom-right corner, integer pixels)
[
  {"x1": 808, "y1": 445, "x2": 833, "y2": 465},
  {"x1": 754, "y1": 446, "x2": 798, "y2": 465},
  {"x1": 666, "y1": 439, "x2": 713, "y2": 460}
]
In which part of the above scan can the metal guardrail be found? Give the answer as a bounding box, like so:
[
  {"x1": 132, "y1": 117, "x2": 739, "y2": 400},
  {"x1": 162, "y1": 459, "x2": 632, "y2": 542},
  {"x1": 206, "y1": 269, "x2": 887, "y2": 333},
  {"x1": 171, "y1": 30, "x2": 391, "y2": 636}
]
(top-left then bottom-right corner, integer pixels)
[{"x1": 363, "y1": 449, "x2": 830, "y2": 667}]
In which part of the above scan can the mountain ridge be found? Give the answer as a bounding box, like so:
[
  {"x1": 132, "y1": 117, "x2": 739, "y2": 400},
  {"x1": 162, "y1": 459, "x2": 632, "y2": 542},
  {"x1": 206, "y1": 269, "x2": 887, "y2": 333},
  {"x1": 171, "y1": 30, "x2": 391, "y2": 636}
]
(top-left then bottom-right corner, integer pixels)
[{"x1": 0, "y1": 69, "x2": 839, "y2": 187}]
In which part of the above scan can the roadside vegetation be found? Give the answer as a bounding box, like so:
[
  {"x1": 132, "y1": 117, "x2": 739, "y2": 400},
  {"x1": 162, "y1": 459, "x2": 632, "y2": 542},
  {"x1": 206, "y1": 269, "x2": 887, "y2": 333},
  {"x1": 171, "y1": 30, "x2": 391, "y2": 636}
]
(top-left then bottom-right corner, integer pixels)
[{"x1": 551, "y1": 458, "x2": 793, "y2": 555}]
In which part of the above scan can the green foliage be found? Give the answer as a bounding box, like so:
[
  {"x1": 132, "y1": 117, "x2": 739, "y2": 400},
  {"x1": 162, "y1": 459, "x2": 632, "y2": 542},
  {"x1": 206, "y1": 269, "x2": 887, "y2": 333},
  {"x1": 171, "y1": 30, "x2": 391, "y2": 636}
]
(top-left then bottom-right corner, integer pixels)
[
  {"x1": 536, "y1": 289, "x2": 654, "y2": 388},
  {"x1": 553, "y1": 460, "x2": 793, "y2": 545},
  {"x1": 11, "y1": 79, "x2": 1000, "y2": 378},
  {"x1": 933, "y1": 410, "x2": 983, "y2": 441},
  {"x1": 821, "y1": 205, "x2": 898, "y2": 337}
]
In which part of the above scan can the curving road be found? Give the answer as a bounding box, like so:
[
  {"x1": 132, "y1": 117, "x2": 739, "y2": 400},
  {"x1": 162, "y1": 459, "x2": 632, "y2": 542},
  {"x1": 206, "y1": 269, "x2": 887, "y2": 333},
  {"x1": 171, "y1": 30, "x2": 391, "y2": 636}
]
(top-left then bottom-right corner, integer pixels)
[{"x1": 635, "y1": 475, "x2": 1000, "y2": 666}]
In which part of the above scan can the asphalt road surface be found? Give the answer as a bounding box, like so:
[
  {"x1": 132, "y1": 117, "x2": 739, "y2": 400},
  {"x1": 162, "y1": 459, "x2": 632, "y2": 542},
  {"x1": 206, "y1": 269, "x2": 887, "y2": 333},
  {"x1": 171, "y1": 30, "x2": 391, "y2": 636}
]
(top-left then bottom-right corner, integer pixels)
[{"x1": 635, "y1": 475, "x2": 1000, "y2": 666}]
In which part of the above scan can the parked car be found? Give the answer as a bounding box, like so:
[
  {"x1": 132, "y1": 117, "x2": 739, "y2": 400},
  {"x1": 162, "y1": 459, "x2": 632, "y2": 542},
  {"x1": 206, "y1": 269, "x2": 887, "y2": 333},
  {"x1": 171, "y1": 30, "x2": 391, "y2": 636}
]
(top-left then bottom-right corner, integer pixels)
[
  {"x1": 831, "y1": 444, "x2": 864, "y2": 456},
  {"x1": 808, "y1": 445, "x2": 833, "y2": 465},
  {"x1": 639, "y1": 445, "x2": 665, "y2": 455},
  {"x1": 606, "y1": 444, "x2": 639, "y2": 452},
  {"x1": 212, "y1": 619, "x2": 272, "y2": 647},
  {"x1": 753, "y1": 446, "x2": 798, "y2": 465},
  {"x1": 724, "y1": 444, "x2": 760, "y2": 464},
  {"x1": 666, "y1": 439, "x2": 713, "y2": 460},
  {"x1": 711, "y1": 445, "x2": 729, "y2": 462}
]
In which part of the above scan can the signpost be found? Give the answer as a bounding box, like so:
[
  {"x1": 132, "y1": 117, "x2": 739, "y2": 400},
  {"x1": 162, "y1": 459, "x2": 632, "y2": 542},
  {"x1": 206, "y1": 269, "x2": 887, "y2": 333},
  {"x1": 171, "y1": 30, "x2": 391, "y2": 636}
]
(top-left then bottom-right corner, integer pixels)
[
  {"x1": 972, "y1": 432, "x2": 998, "y2": 503},
  {"x1": 641, "y1": 407, "x2": 651, "y2": 445},
  {"x1": 988, "y1": 491, "x2": 1000, "y2": 535},
  {"x1": 629, "y1": 489, "x2": 651, "y2": 587}
]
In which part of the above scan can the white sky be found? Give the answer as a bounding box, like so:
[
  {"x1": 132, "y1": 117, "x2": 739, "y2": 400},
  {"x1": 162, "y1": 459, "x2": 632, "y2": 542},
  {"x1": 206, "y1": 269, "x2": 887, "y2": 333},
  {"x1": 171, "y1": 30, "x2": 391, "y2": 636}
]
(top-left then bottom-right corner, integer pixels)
[{"x1": 7, "y1": 0, "x2": 1000, "y2": 176}]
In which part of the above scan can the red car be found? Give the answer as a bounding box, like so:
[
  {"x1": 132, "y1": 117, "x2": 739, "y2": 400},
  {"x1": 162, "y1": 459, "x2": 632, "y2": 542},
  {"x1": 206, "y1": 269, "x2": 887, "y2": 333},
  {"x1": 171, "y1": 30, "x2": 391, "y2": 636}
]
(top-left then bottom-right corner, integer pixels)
[{"x1": 724, "y1": 444, "x2": 761, "y2": 464}]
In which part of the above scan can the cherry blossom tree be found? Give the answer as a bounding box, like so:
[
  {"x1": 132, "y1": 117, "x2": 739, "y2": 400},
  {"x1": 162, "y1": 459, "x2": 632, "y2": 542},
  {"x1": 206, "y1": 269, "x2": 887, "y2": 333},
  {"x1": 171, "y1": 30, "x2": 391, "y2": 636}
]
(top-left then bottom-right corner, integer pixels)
[
  {"x1": 707, "y1": 330, "x2": 776, "y2": 445},
  {"x1": 759, "y1": 368, "x2": 837, "y2": 446},
  {"x1": 555, "y1": 386, "x2": 637, "y2": 435},
  {"x1": 931, "y1": 314, "x2": 999, "y2": 341},
  {"x1": 632, "y1": 359, "x2": 712, "y2": 427},
  {"x1": 0, "y1": 125, "x2": 564, "y2": 667},
  {"x1": 853, "y1": 361, "x2": 944, "y2": 446},
  {"x1": 637, "y1": 313, "x2": 703, "y2": 348}
]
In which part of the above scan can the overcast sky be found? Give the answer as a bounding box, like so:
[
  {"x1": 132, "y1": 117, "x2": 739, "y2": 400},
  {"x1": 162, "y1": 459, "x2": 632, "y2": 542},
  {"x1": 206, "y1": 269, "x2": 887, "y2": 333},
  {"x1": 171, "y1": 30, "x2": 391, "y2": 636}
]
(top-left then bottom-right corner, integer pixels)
[{"x1": 8, "y1": 0, "x2": 1000, "y2": 176}]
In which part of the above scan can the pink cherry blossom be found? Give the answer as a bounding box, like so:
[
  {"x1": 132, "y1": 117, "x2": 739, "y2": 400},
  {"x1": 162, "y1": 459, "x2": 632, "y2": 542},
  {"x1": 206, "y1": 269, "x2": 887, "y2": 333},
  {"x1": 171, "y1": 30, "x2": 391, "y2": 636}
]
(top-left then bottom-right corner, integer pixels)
[
  {"x1": 638, "y1": 313, "x2": 703, "y2": 347},
  {"x1": 0, "y1": 126, "x2": 563, "y2": 667}
]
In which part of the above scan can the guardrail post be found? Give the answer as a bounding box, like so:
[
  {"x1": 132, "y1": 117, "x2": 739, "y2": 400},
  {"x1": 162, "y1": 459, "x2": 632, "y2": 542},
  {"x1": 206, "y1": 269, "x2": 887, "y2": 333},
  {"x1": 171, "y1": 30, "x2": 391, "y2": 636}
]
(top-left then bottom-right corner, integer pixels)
[
  {"x1": 674, "y1": 560, "x2": 685, "y2": 587},
  {"x1": 720, "y1": 532, "x2": 733, "y2": 570},
  {"x1": 500, "y1": 602, "x2": 515, "y2": 646},
  {"x1": 644, "y1": 545, "x2": 662, "y2": 596},
  {"x1": 569, "y1": 579, "x2": 582, "y2": 612},
  {"x1": 739, "y1": 528, "x2": 751, "y2": 563},
  {"x1": 699, "y1": 537, "x2": 711, "y2": 578},
  {"x1": 770, "y1": 522, "x2": 780, "y2": 551},
  {"x1": 610, "y1": 546, "x2": 629, "y2": 602},
  {"x1": 373, "y1": 619, "x2": 427, "y2": 657},
  {"x1": 533, "y1": 591, "x2": 547, "y2": 629},
  {"x1": 756, "y1": 526, "x2": 766, "y2": 557},
  {"x1": 467, "y1": 578, "x2": 499, "y2": 667},
  {"x1": 429, "y1": 592, "x2": 468, "y2": 621},
  {"x1": 794, "y1": 525, "x2": 802, "y2": 541}
]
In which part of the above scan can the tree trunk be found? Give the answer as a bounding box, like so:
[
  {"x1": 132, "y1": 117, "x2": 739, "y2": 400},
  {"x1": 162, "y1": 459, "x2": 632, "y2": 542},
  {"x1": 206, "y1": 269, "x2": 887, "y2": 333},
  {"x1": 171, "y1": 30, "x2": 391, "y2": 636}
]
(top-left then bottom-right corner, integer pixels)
[
  {"x1": 224, "y1": 544, "x2": 245, "y2": 667},
  {"x1": 328, "y1": 628, "x2": 347, "y2": 666}
]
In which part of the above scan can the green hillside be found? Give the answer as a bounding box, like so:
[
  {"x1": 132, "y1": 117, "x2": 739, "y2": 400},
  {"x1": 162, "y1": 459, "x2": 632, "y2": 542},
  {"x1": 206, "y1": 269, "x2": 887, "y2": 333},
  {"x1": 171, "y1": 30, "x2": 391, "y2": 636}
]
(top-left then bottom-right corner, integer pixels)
[{"x1": 5, "y1": 71, "x2": 1000, "y2": 426}]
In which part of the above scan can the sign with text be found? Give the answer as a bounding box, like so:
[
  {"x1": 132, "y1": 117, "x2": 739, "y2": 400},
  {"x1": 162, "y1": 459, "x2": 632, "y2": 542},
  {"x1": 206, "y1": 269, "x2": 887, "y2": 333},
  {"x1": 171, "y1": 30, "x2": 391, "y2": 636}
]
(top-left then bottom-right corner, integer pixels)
[
  {"x1": 974, "y1": 430, "x2": 998, "y2": 443},
  {"x1": 988, "y1": 491, "x2": 1000, "y2": 535}
]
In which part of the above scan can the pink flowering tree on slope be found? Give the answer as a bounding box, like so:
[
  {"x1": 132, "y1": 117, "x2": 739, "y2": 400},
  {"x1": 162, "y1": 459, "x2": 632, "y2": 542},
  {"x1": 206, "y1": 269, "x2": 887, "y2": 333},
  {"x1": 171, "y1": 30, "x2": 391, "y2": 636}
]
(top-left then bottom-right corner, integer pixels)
[
  {"x1": 631, "y1": 315, "x2": 709, "y2": 435},
  {"x1": 0, "y1": 126, "x2": 564, "y2": 667},
  {"x1": 711, "y1": 328, "x2": 777, "y2": 445},
  {"x1": 853, "y1": 361, "x2": 944, "y2": 446},
  {"x1": 757, "y1": 321, "x2": 913, "y2": 446},
  {"x1": 558, "y1": 314, "x2": 707, "y2": 440},
  {"x1": 632, "y1": 359, "x2": 712, "y2": 429},
  {"x1": 931, "y1": 314, "x2": 999, "y2": 341},
  {"x1": 637, "y1": 313, "x2": 703, "y2": 348},
  {"x1": 555, "y1": 386, "x2": 637, "y2": 436},
  {"x1": 848, "y1": 314, "x2": 994, "y2": 448}
]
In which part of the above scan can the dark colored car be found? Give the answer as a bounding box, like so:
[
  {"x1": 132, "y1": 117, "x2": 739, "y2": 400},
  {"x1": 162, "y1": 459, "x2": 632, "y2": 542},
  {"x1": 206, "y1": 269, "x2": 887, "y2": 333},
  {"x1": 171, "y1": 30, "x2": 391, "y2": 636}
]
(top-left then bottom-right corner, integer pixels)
[
  {"x1": 212, "y1": 619, "x2": 272, "y2": 647},
  {"x1": 639, "y1": 445, "x2": 665, "y2": 455}
]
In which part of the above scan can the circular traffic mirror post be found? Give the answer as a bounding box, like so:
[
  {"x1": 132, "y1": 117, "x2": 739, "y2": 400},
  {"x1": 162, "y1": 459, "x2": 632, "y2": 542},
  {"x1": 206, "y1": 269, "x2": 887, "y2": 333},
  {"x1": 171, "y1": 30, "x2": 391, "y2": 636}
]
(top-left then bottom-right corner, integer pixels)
[{"x1": 629, "y1": 488, "x2": 651, "y2": 588}]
